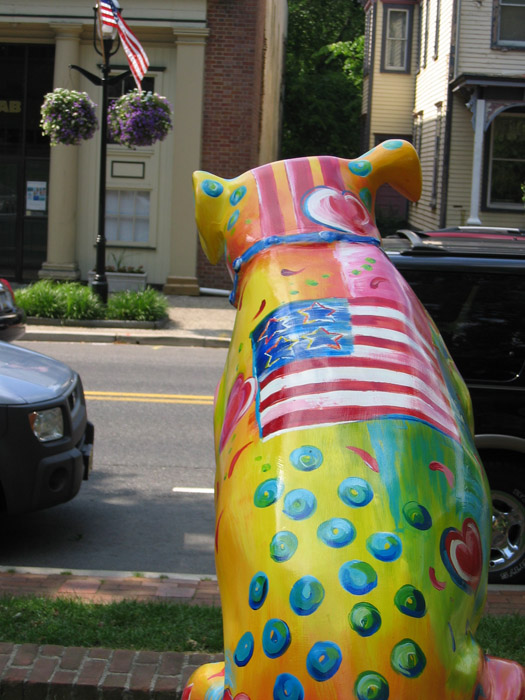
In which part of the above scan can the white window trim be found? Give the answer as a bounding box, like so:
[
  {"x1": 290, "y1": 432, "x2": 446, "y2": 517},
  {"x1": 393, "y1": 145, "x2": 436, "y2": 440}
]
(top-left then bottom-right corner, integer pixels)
[
  {"x1": 384, "y1": 7, "x2": 410, "y2": 71},
  {"x1": 496, "y1": 0, "x2": 525, "y2": 47}
]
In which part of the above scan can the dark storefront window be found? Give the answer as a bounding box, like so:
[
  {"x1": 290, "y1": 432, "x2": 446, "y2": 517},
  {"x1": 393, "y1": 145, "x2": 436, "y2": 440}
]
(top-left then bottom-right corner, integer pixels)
[{"x1": 0, "y1": 44, "x2": 54, "y2": 280}]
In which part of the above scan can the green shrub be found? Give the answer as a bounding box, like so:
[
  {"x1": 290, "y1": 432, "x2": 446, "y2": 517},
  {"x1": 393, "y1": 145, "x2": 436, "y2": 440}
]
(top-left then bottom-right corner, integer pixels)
[
  {"x1": 105, "y1": 287, "x2": 169, "y2": 322},
  {"x1": 15, "y1": 281, "x2": 168, "y2": 323},
  {"x1": 16, "y1": 280, "x2": 104, "y2": 320}
]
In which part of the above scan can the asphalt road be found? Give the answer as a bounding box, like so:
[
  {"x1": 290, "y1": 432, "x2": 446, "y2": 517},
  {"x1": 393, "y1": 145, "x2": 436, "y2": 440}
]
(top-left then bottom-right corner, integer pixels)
[{"x1": 0, "y1": 341, "x2": 228, "y2": 576}]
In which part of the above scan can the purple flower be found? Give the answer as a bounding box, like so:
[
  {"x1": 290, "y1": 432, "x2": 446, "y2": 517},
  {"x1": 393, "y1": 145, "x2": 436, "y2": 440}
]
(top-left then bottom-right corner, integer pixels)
[{"x1": 107, "y1": 89, "x2": 173, "y2": 149}]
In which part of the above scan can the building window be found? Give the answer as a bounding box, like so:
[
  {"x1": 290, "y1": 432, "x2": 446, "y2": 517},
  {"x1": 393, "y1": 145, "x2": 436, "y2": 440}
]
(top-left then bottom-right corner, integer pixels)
[
  {"x1": 381, "y1": 6, "x2": 413, "y2": 73},
  {"x1": 487, "y1": 112, "x2": 525, "y2": 208},
  {"x1": 106, "y1": 190, "x2": 150, "y2": 243},
  {"x1": 494, "y1": 0, "x2": 525, "y2": 47},
  {"x1": 422, "y1": 0, "x2": 430, "y2": 67}
]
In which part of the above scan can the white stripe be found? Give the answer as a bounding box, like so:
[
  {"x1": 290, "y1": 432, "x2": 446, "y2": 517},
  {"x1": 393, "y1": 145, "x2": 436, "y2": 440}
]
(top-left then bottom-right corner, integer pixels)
[
  {"x1": 172, "y1": 487, "x2": 214, "y2": 494},
  {"x1": 259, "y1": 366, "x2": 451, "y2": 414},
  {"x1": 354, "y1": 325, "x2": 435, "y2": 365},
  {"x1": 351, "y1": 304, "x2": 434, "y2": 355},
  {"x1": 259, "y1": 389, "x2": 456, "y2": 434}
]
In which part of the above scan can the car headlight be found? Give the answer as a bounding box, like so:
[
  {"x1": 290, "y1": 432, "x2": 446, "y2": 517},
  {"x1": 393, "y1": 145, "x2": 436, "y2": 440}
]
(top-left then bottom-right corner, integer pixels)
[{"x1": 29, "y1": 407, "x2": 64, "y2": 442}]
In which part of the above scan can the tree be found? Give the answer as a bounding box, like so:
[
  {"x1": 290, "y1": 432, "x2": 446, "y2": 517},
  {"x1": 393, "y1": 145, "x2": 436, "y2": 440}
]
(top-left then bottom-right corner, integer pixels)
[{"x1": 281, "y1": 0, "x2": 365, "y2": 160}]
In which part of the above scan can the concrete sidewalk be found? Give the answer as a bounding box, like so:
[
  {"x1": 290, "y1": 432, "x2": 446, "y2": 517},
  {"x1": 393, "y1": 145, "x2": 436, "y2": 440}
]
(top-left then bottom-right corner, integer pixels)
[{"x1": 22, "y1": 294, "x2": 236, "y2": 347}]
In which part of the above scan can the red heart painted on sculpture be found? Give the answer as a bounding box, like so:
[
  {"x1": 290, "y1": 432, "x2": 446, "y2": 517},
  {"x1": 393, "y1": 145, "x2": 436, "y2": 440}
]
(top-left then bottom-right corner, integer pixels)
[
  {"x1": 219, "y1": 374, "x2": 256, "y2": 451},
  {"x1": 442, "y1": 518, "x2": 483, "y2": 592},
  {"x1": 303, "y1": 186, "x2": 372, "y2": 235}
]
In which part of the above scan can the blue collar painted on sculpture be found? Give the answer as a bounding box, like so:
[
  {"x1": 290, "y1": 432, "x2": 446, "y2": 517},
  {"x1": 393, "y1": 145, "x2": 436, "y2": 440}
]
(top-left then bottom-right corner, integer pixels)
[{"x1": 229, "y1": 230, "x2": 381, "y2": 305}]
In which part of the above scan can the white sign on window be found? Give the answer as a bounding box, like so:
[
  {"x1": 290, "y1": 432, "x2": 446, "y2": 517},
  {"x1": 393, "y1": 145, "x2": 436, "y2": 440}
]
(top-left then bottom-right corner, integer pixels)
[{"x1": 26, "y1": 181, "x2": 47, "y2": 211}]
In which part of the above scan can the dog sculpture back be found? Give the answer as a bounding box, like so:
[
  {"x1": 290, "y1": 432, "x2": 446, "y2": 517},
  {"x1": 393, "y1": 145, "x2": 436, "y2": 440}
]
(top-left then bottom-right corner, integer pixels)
[{"x1": 183, "y1": 141, "x2": 525, "y2": 700}]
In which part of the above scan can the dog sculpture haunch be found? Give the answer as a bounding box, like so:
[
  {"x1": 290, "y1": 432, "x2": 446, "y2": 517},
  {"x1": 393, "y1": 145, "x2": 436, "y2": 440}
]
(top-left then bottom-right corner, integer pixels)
[{"x1": 184, "y1": 141, "x2": 525, "y2": 700}]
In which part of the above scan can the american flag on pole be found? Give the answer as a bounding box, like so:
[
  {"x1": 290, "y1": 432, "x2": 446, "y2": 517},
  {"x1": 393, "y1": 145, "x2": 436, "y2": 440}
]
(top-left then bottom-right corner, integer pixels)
[
  {"x1": 99, "y1": 0, "x2": 149, "y2": 90},
  {"x1": 251, "y1": 297, "x2": 460, "y2": 442}
]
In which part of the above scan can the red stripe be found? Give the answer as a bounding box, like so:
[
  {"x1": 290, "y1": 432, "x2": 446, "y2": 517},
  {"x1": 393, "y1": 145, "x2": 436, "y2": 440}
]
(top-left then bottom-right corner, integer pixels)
[
  {"x1": 262, "y1": 404, "x2": 457, "y2": 440},
  {"x1": 258, "y1": 379, "x2": 452, "y2": 424},
  {"x1": 285, "y1": 158, "x2": 314, "y2": 228},
  {"x1": 259, "y1": 355, "x2": 438, "y2": 389},
  {"x1": 319, "y1": 156, "x2": 345, "y2": 192},
  {"x1": 254, "y1": 164, "x2": 286, "y2": 239},
  {"x1": 353, "y1": 334, "x2": 442, "y2": 375}
]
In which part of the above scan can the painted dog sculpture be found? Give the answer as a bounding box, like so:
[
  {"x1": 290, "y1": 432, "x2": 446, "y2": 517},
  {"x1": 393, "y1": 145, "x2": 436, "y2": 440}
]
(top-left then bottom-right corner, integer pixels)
[{"x1": 184, "y1": 140, "x2": 525, "y2": 700}]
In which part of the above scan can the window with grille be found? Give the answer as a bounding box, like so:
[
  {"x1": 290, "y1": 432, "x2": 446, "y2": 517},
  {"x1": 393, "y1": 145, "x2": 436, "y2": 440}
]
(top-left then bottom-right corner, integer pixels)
[
  {"x1": 382, "y1": 6, "x2": 413, "y2": 72},
  {"x1": 487, "y1": 112, "x2": 525, "y2": 209},
  {"x1": 494, "y1": 0, "x2": 525, "y2": 46},
  {"x1": 105, "y1": 189, "x2": 150, "y2": 243}
]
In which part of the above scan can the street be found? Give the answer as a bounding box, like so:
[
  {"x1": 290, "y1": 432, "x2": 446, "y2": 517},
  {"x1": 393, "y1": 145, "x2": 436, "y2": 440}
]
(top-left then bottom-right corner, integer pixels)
[{"x1": 0, "y1": 341, "x2": 228, "y2": 576}]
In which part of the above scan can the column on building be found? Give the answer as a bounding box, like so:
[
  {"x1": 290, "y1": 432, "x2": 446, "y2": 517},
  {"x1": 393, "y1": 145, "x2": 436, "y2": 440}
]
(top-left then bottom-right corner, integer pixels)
[
  {"x1": 466, "y1": 96, "x2": 485, "y2": 226},
  {"x1": 164, "y1": 28, "x2": 209, "y2": 296},
  {"x1": 39, "y1": 23, "x2": 83, "y2": 281}
]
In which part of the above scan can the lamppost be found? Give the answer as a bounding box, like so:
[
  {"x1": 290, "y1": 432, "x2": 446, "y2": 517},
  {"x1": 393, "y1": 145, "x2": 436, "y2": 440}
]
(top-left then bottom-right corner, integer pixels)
[{"x1": 70, "y1": 4, "x2": 130, "y2": 303}]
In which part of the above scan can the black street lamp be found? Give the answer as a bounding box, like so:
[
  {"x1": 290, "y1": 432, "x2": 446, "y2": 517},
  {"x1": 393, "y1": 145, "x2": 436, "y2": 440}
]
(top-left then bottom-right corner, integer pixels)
[{"x1": 70, "y1": 4, "x2": 130, "y2": 303}]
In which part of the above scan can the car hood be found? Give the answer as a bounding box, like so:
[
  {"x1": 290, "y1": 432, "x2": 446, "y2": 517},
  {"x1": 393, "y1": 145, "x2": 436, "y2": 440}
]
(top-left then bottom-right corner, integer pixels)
[{"x1": 0, "y1": 342, "x2": 76, "y2": 405}]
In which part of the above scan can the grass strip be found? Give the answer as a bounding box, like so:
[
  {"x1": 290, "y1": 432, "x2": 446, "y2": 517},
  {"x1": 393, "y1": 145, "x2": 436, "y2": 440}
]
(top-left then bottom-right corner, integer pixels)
[
  {"x1": 0, "y1": 596, "x2": 523, "y2": 663},
  {"x1": 0, "y1": 597, "x2": 223, "y2": 653}
]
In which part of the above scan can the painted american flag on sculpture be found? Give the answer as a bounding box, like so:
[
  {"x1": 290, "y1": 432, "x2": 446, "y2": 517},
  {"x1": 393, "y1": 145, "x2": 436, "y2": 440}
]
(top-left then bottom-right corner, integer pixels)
[{"x1": 251, "y1": 296, "x2": 460, "y2": 442}]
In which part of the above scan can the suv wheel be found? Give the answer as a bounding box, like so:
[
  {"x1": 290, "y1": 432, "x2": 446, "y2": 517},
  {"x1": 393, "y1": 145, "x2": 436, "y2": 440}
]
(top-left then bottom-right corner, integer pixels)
[{"x1": 480, "y1": 451, "x2": 525, "y2": 584}]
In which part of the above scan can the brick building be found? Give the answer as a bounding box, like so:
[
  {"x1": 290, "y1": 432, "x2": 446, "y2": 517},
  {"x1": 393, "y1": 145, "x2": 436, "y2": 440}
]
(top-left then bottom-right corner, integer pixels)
[{"x1": 0, "y1": 1, "x2": 287, "y2": 294}]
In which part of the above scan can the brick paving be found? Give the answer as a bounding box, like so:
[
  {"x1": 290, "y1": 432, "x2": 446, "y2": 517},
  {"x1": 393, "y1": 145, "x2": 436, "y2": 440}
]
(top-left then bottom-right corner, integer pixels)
[{"x1": 0, "y1": 571, "x2": 522, "y2": 698}]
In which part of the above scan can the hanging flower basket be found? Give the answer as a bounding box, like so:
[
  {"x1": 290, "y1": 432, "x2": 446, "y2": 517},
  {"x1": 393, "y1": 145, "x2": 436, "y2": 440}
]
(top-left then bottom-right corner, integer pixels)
[
  {"x1": 40, "y1": 88, "x2": 98, "y2": 146},
  {"x1": 107, "y1": 89, "x2": 173, "y2": 149}
]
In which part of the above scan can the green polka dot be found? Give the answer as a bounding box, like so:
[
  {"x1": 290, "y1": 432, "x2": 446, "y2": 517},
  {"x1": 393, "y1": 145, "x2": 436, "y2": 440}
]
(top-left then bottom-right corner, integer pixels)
[
  {"x1": 306, "y1": 280, "x2": 318, "y2": 286},
  {"x1": 354, "y1": 671, "x2": 389, "y2": 700},
  {"x1": 290, "y1": 290, "x2": 299, "y2": 295},
  {"x1": 391, "y1": 638, "x2": 426, "y2": 678},
  {"x1": 359, "y1": 188, "x2": 372, "y2": 211},
  {"x1": 262, "y1": 462, "x2": 271, "y2": 472}
]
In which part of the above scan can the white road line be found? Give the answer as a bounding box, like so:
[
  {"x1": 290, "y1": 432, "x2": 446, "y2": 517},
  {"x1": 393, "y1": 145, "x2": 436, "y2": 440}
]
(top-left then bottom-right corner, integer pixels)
[{"x1": 172, "y1": 487, "x2": 214, "y2": 494}]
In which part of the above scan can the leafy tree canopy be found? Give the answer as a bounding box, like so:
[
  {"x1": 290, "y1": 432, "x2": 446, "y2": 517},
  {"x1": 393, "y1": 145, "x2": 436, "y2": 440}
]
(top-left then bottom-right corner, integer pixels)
[{"x1": 282, "y1": 0, "x2": 365, "y2": 160}]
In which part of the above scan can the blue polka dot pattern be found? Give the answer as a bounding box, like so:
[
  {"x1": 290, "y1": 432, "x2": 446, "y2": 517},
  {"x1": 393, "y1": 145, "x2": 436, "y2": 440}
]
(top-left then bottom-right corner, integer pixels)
[
  {"x1": 354, "y1": 671, "x2": 389, "y2": 700},
  {"x1": 254, "y1": 478, "x2": 284, "y2": 508},
  {"x1": 227, "y1": 210, "x2": 239, "y2": 230},
  {"x1": 289, "y1": 576, "x2": 325, "y2": 616},
  {"x1": 317, "y1": 518, "x2": 356, "y2": 548},
  {"x1": 262, "y1": 618, "x2": 291, "y2": 658},
  {"x1": 402, "y1": 501, "x2": 432, "y2": 530},
  {"x1": 270, "y1": 531, "x2": 298, "y2": 562},
  {"x1": 366, "y1": 532, "x2": 402, "y2": 562},
  {"x1": 391, "y1": 638, "x2": 427, "y2": 678},
  {"x1": 349, "y1": 160, "x2": 372, "y2": 177},
  {"x1": 338, "y1": 477, "x2": 373, "y2": 508},
  {"x1": 248, "y1": 571, "x2": 269, "y2": 610},
  {"x1": 273, "y1": 673, "x2": 304, "y2": 700},
  {"x1": 306, "y1": 641, "x2": 342, "y2": 681},
  {"x1": 289, "y1": 445, "x2": 323, "y2": 471},
  {"x1": 382, "y1": 140, "x2": 403, "y2": 150},
  {"x1": 230, "y1": 185, "x2": 247, "y2": 206},
  {"x1": 339, "y1": 560, "x2": 378, "y2": 595},
  {"x1": 283, "y1": 489, "x2": 317, "y2": 520},
  {"x1": 349, "y1": 602, "x2": 382, "y2": 637},
  {"x1": 201, "y1": 179, "x2": 224, "y2": 197},
  {"x1": 233, "y1": 631, "x2": 254, "y2": 667}
]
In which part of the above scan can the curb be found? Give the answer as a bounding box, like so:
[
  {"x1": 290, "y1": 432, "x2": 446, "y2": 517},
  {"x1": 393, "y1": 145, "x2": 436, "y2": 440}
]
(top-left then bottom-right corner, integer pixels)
[
  {"x1": 0, "y1": 642, "x2": 223, "y2": 700},
  {"x1": 22, "y1": 328, "x2": 231, "y2": 348}
]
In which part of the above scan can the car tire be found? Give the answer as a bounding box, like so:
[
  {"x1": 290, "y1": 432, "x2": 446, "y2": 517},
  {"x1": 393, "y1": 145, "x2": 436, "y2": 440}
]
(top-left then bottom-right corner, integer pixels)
[{"x1": 479, "y1": 450, "x2": 525, "y2": 584}]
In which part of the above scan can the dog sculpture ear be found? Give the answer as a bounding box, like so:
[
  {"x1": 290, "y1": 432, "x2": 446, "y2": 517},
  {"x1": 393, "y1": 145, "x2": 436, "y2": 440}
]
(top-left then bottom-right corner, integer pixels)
[
  {"x1": 353, "y1": 140, "x2": 422, "y2": 204},
  {"x1": 192, "y1": 171, "x2": 232, "y2": 264}
]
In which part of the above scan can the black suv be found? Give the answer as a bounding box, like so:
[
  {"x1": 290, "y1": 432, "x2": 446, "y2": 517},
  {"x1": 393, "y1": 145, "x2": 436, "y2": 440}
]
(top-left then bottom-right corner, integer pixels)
[{"x1": 383, "y1": 226, "x2": 525, "y2": 585}]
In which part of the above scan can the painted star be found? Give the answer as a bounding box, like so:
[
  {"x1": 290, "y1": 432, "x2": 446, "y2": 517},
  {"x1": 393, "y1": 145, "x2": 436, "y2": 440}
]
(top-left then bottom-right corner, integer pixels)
[
  {"x1": 301, "y1": 327, "x2": 344, "y2": 350},
  {"x1": 256, "y1": 315, "x2": 292, "y2": 344},
  {"x1": 264, "y1": 335, "x2": 298, "y2": 368},
  {"x1": 298, "y1": 301, "x2": 337, "y2": 325}
]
